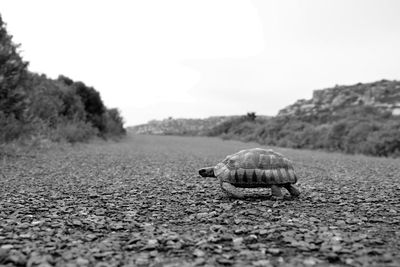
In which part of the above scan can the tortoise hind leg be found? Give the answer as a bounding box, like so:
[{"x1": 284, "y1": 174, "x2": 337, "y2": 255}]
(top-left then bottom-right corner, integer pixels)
[
  {"x1": 221, "y1": 182, "x2": 245, "y2": 199},
  {"x1": 271, "y1": 185, "x2": 284, "y2": 200},
  {"x1": 284, "y1": 184, "x2": 300, "y2": 198}
]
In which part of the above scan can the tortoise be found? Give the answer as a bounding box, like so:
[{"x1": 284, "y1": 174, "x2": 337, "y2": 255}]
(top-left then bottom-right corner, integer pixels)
[{"x1": 198, "y1": 148, "x2": 300, "y2": 199}]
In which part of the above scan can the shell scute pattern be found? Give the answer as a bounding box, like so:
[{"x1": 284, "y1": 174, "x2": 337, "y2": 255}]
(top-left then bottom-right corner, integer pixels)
[
  {"x1": 215, "y1": 148, "x2": 297, "y2": 187},
  {"x1": 251, "y1": 170, "x2": 258, "y2": 184},
  {"x1": 258, "y1": 154, "x2": 269, "y2": 169}
]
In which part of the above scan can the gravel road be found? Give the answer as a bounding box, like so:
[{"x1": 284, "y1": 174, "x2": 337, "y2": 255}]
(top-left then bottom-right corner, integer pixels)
[{"x1": 1, "y1": 134, "x2": 400, "y2": 267}]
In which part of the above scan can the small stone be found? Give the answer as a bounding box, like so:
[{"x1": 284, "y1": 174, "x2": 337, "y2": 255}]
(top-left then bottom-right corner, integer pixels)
[
  {"x1": 0, "y1": 248, "x2": 8, "y2": 261},
  {"x1": 144, "y1": 239, "x2": 159, "y2": 250},
  {"x1": 0, "y1": 244, "x2": 14, "y2": 250},
  {"x1": 8, "y1": 250, "x2": 27, "y2": 266},
  {"x1": 326, "y1": 253, "x2": 340, "y2": 262},
  {"x1": 19, "y1": 233, "x2": 32, "y2": 239},
  {"x1": 72, "y1": 219, "x2": 82, "y2": 226},
  {"x1": 134, "y1": 252, "x2": 149, "y2": 266},
  {"x1": 233, "y1": 237, "x2": 244, "y2": 246},
  {"x1": 209, "y1": 211, "x2": 218, "y2": 217},
  {"x1": 246, "y1": 234, "x2": 258, "y2": 242},
  {"x1": 193, "y1": 249, "x2": 205, "y2": 257},
  {"x1": 217, "y1": 258, "x2": 234, "y2": 265},
  {"x1": 149, "y1": 250, "x2": 158, "y2": 257},
  {"x1": 76, "y1": 257, "x2": 90, "y2": 266},
  {"x1": 252, "y1": 260, "x2": 272, "y2": 267},
  {"x1": 267, "y1": 248, "x2": 281, "y2": 255},
  {"x1": 382, "y1": 253, "x2": 394, "y2": 262},
  {"x1": 196, "y1": 212, "x2": 208, "y2": 219},
  {"x1": 86, "y1": 234, "x2": 97, "y2": 241},
  {"x1": 193, "y1": 258, "x2": 206, "y2": 266},
  {"x1": 336, "y1": 220, "x2": 346, "y2": 225},
  {"x1": 234, "y1": 227, "x2": 248, "y2": 234},
  {"x1": 64, "y1": 263, "x2": 78, "y2": 267},
  {"x1": 258, "y1": 229, "x2": 269, "y2": 235},
  {"x1": 95, "y1": 262, "x2": 111, "y2": 267},
  {"x1": 221, "y1": 203, "x2": 233, "y2": 211},
  {"x1": 110, "y1": 222, "x2": 124, "y2": 230},
  {"x1": 303, "y1": 257, "x2": 318, "y2": 266}
]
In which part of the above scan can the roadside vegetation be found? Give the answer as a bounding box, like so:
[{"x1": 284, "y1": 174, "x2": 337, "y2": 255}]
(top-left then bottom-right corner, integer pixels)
[
  {"x1": 206, "y1": 109, "x2": 400, "y2": 158},
  {"x1": 133, "y1": 108, "x2": 400, "y2": 158},
  {"x1": 0, "y1": 14, "x2": 125, "y2": 146}
]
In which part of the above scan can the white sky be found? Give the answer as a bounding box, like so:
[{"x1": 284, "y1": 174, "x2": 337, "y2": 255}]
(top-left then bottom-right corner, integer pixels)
[{"x1": 2, "y1": 0, "x2": 400, "y2": 126}]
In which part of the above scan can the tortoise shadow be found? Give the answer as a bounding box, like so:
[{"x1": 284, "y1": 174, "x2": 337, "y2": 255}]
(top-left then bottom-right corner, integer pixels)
[{"x1": 221, "y1": 193, "x2": 301, "y2": 202}]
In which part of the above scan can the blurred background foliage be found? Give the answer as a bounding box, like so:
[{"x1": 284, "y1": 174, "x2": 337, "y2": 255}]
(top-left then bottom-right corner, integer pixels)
[{"x1": 0, "y1": 15, "x2": 125, "y2": 144}]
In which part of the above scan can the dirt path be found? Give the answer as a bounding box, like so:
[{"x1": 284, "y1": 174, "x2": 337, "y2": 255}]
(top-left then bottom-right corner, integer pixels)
[{"x1": 1, "y1": 134, "x2": 400, "y2": 267}]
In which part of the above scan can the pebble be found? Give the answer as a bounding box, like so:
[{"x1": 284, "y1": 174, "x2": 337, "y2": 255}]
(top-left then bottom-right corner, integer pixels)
[
  {"x1": 267, "y1": 248, "x2": 281, "y2": 255},
  {"x1": 193, "y1": 248, "x2": 205, "y2": 257},
  {"x1": 76, "y1": 257, "x2": 90, "y2": 266},
  {"x1": 145, "y1": 239, "x2": 159, "y2": 250},
  {"x1": 0, "y1": 244, "x2": 13, "y2": 250}
]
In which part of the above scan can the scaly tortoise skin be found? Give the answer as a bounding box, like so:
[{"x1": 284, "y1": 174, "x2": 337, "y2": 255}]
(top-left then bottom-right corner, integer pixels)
[{"x1": 198, "y1": 148, "x2": 300, "y2": 199}]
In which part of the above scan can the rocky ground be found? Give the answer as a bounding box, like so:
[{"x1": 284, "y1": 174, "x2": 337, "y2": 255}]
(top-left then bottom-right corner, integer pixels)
[{"x1": 1, "y1": 135, "x2": 399, "y2": 267}]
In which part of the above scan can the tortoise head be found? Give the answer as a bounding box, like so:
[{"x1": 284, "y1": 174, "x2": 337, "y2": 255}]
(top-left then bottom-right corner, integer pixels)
[{"x1": 198, "y1": 166, "x2": 216, "y2": 178}]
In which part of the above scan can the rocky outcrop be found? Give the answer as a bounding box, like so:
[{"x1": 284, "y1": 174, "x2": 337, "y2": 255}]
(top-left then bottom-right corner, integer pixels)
[{"x1": 278, "y1": 80, "x2": 400, "y2": 117}]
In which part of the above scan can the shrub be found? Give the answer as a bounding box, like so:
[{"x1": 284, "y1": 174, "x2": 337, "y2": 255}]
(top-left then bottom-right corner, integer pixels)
[
  {"x1": 344, "y1": 121, "x2": 378, "y2": 154},
  {"x1": 363, "y1": 121, "x2": 400, "y2": 157},
  {"x1": 0, "y1": 112, "x2": 26, "y2": 142},
  {"x1": 73, "y1": 81, "x2": 106, "y2": 131},
  {"x1": 52, "y1": 120, "x2": 98, "y2": 143},
  {"x1": 102, "y1": 108, "x2": 126, "y2": 138},
  {"x1": 205, "y1": 110, "x2": 400, "y2": 158},
  {"x1": 0, "y1": 14, "x2": 29, "y2": 120}
]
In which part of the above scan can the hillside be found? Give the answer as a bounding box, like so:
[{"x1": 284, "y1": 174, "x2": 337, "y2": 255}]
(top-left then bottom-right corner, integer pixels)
[
  {"x1": 128, "y1": 116, "x2": 241, "y2": 135},
  {"x1": 203, "y1": 80, "x2": 400, "y2": 157},
  {"x1": 128, "y1": 80, "x2": 400, "y2": 157},
  {"x1": 278, "y1": 80, "x2": 400, "y2": 118}
]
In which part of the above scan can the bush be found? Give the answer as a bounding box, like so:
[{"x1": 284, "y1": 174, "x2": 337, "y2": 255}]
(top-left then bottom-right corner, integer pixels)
[
  {"x1": 52, "y1": 120, "x2": 98, "y2": 143},
  {"x1": 73, "y1": 81, "x2": 106, "y2": 131},
  {"x1": 0, "y1": 112, "x2": 27, "y2": 142},
  {"x1": 363, "y1": 121, "x2": 400, "y2": 157},
  {"x1": 344, "y1": 122, "x2": 378, "y2": 154},
  {"x1": 206, "y1": 111, "x2": 400, "y2": 158},
  {"x1": 102, "y1": 108, "x2": 126, "y2": 137}
]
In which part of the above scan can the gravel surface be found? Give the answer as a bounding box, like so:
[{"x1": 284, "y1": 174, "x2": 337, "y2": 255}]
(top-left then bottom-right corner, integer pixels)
[{"x1": 1, "y1": 134, "x2": 400, "y2": 267}]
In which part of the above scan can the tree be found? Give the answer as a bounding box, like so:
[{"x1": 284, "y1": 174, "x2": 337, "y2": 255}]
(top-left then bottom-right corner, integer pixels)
[
  {"x1": 246, "y1": 112, "x2": 257, "y2": 121},
  {"x1": 57, "y1": 75, "x2": 74, "y2": 86},
  {"x1": 73, "y1": 81, "x2": 106, "y2": 131},
  {"x1": 0, "y1": 14, "x2": 29, "y2": 119}
]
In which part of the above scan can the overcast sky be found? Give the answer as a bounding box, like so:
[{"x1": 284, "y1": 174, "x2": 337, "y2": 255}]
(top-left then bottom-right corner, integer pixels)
[{"x1": 2, "y1": 0, "x2": 400, "y2": 126}]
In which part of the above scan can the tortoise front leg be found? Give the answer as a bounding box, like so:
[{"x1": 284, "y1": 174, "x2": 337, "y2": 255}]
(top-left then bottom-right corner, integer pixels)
[
  {"x1": 271, "y1": 185, "x2": 284, "y2": 200},
  {"x1": 284, "y1": 184, "x2": 300, "y2": 198},
  {"x1": 221, "y1": 182, "x2": 245, "y2": 199}
]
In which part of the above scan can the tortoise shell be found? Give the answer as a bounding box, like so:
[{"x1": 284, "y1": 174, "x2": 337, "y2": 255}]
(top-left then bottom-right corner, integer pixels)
[{"x1": 214, "y1": 148, "x2": 297, "y2": 188}]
